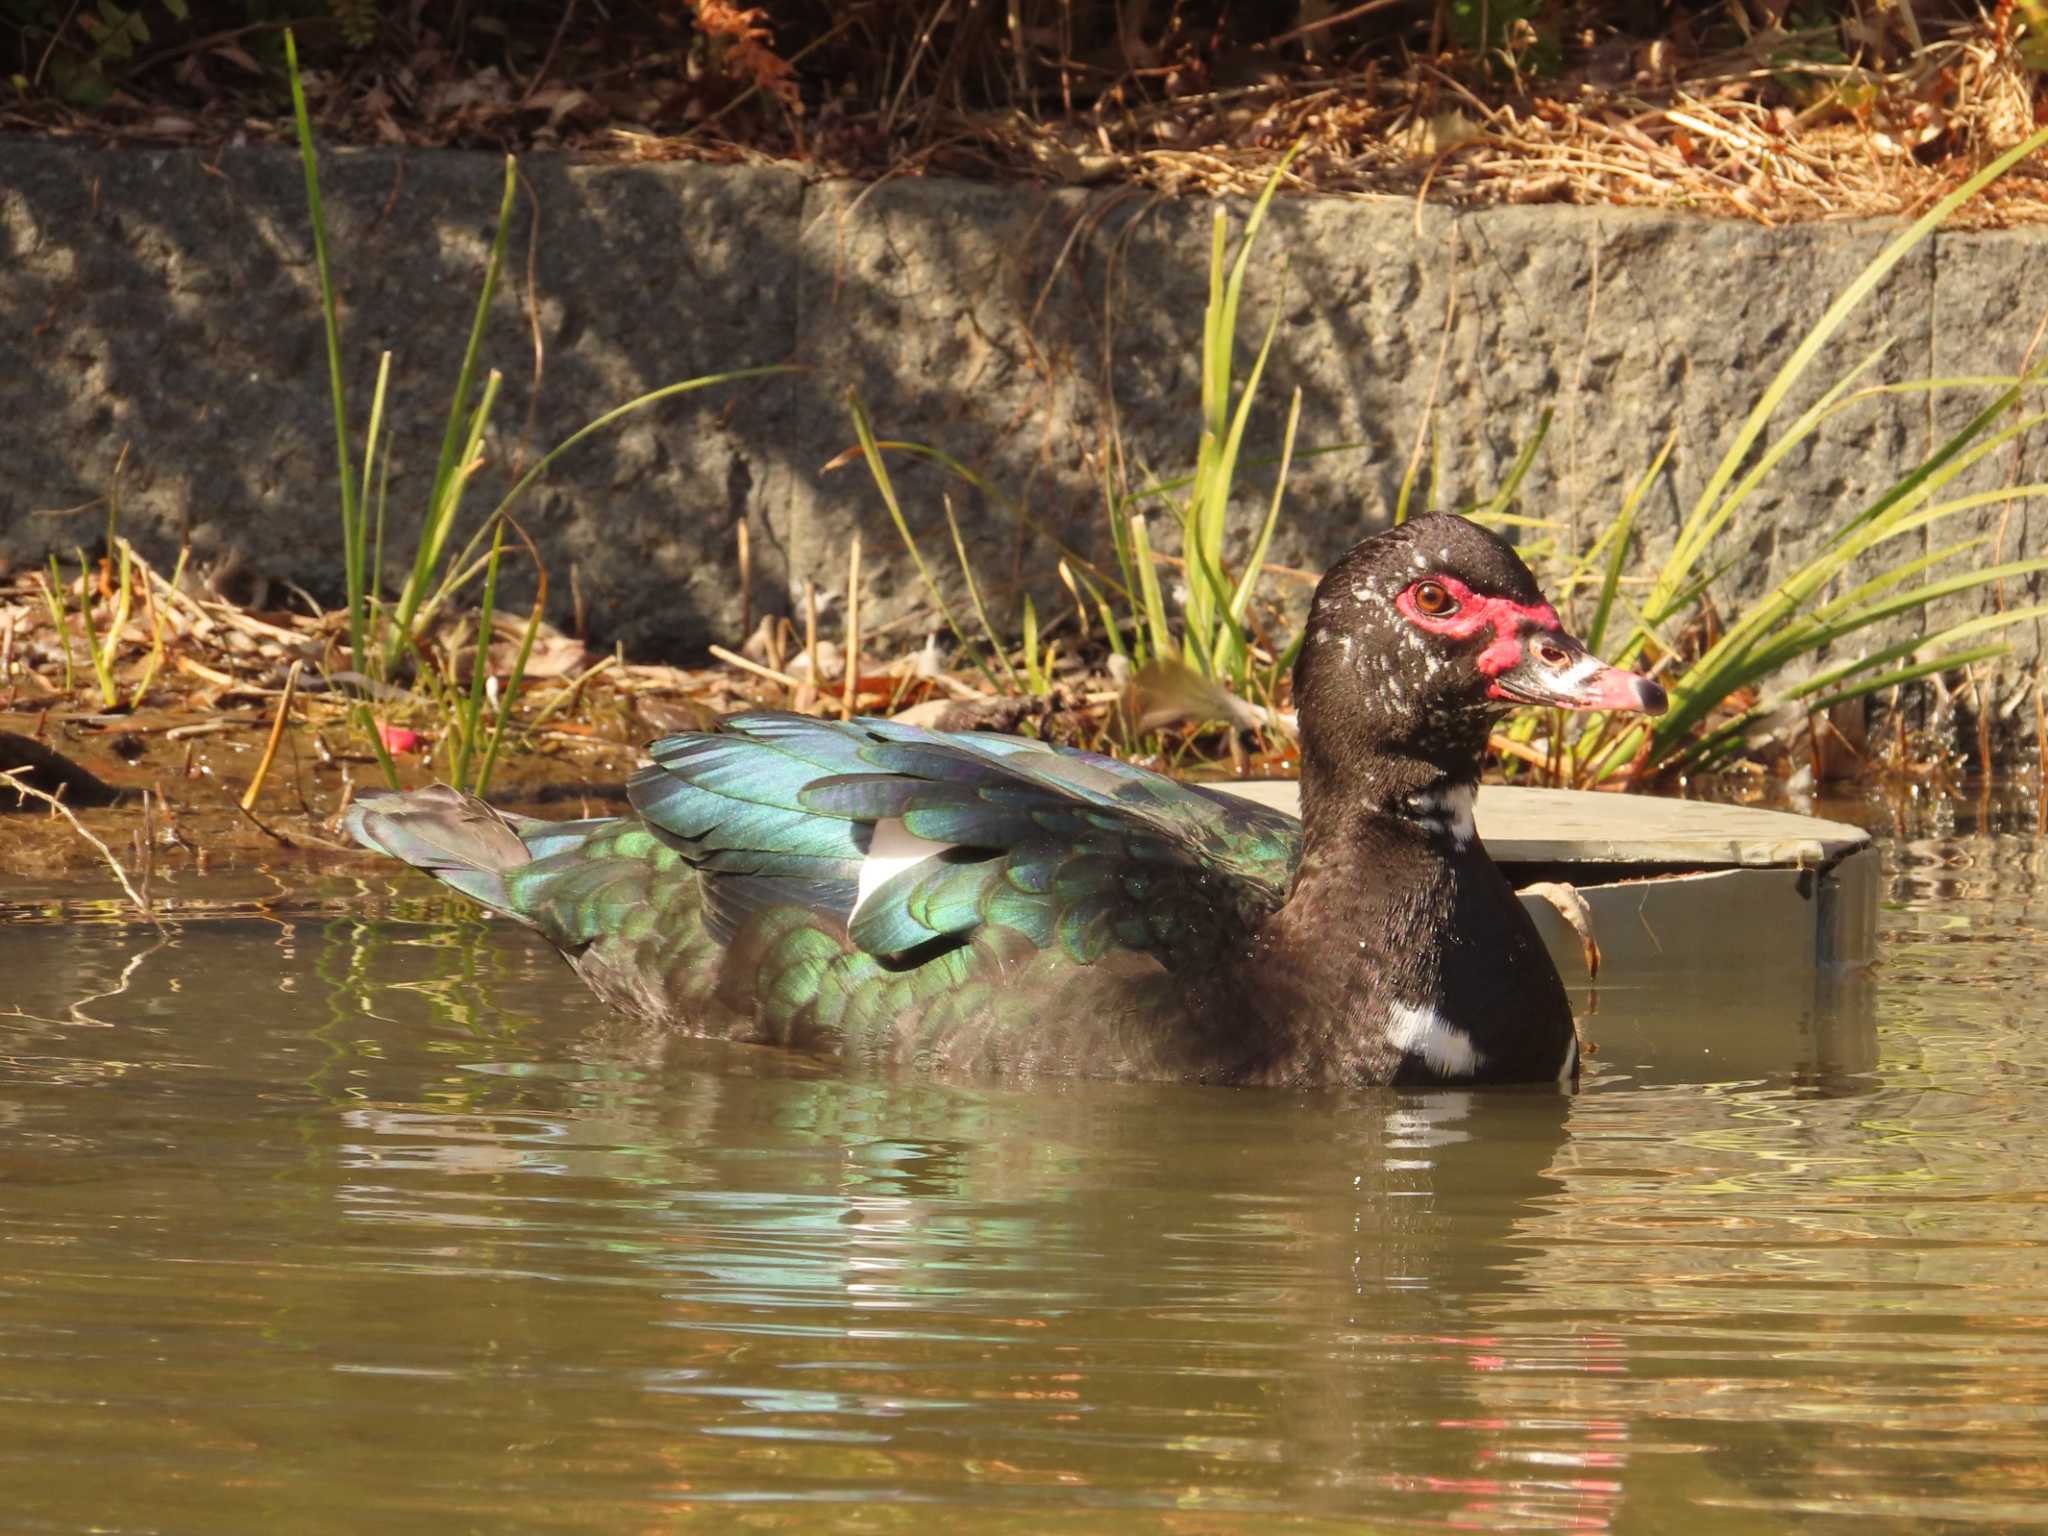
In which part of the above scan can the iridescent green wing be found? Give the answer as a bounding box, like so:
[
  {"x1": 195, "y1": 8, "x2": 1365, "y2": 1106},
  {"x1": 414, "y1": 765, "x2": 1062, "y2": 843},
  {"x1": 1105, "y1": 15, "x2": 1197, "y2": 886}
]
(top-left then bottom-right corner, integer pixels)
[
  {"x1": 627, "y1": 713, "x2": 1301, "y2": 973},
  {"x1": 483, "y1": 713, "x2": 1301, "y2": 1068}
]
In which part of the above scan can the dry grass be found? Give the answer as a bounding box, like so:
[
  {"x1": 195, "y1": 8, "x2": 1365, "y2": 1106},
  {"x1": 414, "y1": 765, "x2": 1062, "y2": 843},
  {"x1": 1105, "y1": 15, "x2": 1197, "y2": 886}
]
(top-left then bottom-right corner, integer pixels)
[
  {"x1": 0, "y1": 533, "x2": 1279, "y2": 859},
  {"x1": 0, "y1": 515, "x2": 1992, "y2": 880},
  {"x1": 1, "y1": 6, "x2": 2042, "y2": 225},
  {"x1": 863, "y1": 16, "x2": 2048, "y2": 226}
]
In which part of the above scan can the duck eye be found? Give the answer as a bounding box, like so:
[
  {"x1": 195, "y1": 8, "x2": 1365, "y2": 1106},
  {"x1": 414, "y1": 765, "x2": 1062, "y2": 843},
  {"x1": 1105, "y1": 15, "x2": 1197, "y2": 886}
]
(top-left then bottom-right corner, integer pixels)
[{"x1": 1413, "y1": 580, "x2": 1457, "y2": 616}]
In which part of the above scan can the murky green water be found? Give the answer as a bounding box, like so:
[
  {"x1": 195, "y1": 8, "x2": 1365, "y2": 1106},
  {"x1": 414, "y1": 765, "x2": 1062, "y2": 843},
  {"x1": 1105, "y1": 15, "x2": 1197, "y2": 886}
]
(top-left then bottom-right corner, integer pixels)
[{"x1": 3, "y1": 803, "x2": 2047, "y2": 1533}]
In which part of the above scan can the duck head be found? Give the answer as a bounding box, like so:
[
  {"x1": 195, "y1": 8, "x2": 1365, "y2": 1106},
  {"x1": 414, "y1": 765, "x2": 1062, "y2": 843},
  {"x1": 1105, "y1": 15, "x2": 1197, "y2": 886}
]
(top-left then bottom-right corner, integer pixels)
[{"x1": 1294, "y1": 513, "x2": 1666, "y2": 808}]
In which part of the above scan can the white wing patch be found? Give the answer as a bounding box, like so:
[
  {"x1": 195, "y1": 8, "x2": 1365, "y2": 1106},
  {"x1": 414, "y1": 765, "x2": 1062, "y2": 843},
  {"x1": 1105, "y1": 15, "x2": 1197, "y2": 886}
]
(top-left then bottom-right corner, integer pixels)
[
  {"x1": 853, "y1": 817, "x2": 956, "y2": 920},
  {"x1": 1386, "y1": 1000, "x2": 1484, "y2": 1078}
]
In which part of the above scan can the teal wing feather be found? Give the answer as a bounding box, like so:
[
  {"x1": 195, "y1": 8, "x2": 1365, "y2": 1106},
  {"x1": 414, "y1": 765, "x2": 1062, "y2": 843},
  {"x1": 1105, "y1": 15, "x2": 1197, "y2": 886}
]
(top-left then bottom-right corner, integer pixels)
[
  {"x1": 649, "y1": 712, "x2": 1301, "y2": 971},
  {"x1": 356, "y1": 712, "x2": 1302, "y2": 1076}
]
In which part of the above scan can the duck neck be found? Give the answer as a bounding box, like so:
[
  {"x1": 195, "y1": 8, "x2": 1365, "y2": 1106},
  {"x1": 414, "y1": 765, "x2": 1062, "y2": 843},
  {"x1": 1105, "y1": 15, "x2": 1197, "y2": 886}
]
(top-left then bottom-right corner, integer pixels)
[
  {"x1": 1229, "y1": 736, "x2": 1579, "y2": 1086},
  {"x1": 1285, "y1": 762, "x2": 1479, "y2": 945},
  {"x1": 1297, "y1": 743, "x2": 1482, "y2": 864},
  {"x1": 1253, "y1": 755, "x2": 1470, "y2": 978},
  {"x1": 1220, "y1": 749, "x2": 1509, "y2": 1080}
]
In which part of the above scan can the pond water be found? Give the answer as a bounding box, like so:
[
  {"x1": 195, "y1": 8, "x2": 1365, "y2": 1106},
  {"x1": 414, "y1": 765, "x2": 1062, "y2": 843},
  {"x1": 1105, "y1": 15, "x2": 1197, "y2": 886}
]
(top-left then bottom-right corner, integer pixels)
[{"x1": 2, "y1": 798, "x2": 2046, "y2": 1533}]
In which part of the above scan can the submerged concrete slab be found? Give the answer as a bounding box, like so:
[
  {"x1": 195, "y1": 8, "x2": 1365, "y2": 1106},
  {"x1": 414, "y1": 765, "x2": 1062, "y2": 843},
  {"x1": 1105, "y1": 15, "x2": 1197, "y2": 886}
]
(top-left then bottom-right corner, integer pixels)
[
  {"x1": 1213, "y1": 781, "x2": 1876, "y2": 978},
  {"x1": 1217, "y1": 780, "x2": 1869, "y2": 868}
]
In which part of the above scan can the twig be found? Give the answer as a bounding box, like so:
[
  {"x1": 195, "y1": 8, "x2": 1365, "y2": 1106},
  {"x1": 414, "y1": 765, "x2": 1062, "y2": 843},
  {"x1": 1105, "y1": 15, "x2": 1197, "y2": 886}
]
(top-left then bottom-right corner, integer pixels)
[
  {"x1": 164, "y1": 719, "x2": 241, "y2": 741},
  {"x1": 2033, "y1": 680, "x2": 2046, "y2": 823},
  {"x1": 1991, "y1": 302, "x2": 2048, "y2": 611},
  {"x1": 842, "y1": 535, "x2": 863, "y2": 720},
  {"x1": 737, "y1": 519, "x2": 753, "y2": 642},
  {"x1": 516, "y1": 0, "x2": 578, "y2": 105},
  {"x1": 0, "y1": 767, "x2": 160, "y2": 926},
  {"x1": 128, "y1": 15, "x2": 301, "y2": 75},
  {"x1": 198, "y1": 601, "x2": 310, "y2": 649},
  {"x1": 135, "y1": 788, "x2": 155, "y2": 913},
  {"x1": 1966, "y1": 665, "x2": 1993, "y2": 782},
  {"x1": 129, "y1": 547, "x2": 168, "y2": 706},
  {"x1": 1267, "y1": 0, "x2": 1407, "y2": 48},
  {"x1": 708, "y1": 643, "x2": 804, "y2": 691},
  {"x1": 1141, "y1": 548, "x2": 1321, "y2": 587},
  {"x1": 1489, "y1": 732, "x2": 1555, "y2": 771},
  {"x1": 804, "y1": 579, "x2": 821, "y2": 677},
  {"x1": 212, "y1": 766, "x2": 354, "y2": 852},
  {"x1": 524, "y1": 653, "x2": 617, "y2": 733},
  {"x1": 240, "y1": 658, "x2": 303, "y2": 812},
  {"x1": 32, "y1": 0, "x2": 86, "y2": 88},
  {"x1": 800, "y1": 579, "x2": 822, "y2": 712}
]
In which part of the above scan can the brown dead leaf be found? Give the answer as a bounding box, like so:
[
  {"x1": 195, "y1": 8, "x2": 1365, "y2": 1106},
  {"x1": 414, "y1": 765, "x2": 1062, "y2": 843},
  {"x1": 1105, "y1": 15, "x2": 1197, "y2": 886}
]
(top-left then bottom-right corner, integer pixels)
[
  {"x1": 891, "y1": 694, "x2": 1045, "y2": 733},
  {"x1": 489, "y1": 629, "x2": 591, "y2": 680},
  {"x1": 1523, "y1": 881, "x2": 1600, "y2": 979},
  {"x1": 527, "y1": 86, "x2": 594, "y2": 128},
  {"x1": 210, "y1": 44, "x2": 264, "y2": 75}
]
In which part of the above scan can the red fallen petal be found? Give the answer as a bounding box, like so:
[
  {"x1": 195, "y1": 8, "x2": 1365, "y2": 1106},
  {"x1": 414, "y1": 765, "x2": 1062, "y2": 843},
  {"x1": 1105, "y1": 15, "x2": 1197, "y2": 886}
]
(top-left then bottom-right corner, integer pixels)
[{"x1": 377, "y1": 723, "x2": 424, "y2": 754}]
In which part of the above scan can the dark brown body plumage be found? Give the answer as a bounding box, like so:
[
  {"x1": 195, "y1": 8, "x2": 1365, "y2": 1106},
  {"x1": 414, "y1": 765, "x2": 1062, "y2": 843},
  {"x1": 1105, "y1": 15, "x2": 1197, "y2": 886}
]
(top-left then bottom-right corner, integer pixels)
[{"x1": 346, "y1": 515, "x2": 1663, "y2": 1087}]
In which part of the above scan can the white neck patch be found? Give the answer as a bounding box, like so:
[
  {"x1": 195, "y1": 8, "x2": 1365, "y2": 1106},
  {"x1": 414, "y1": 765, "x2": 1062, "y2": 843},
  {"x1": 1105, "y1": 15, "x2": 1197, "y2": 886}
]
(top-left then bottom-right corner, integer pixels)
[
  {"x1": 1400, "y1": 780, "x2": 1477, "y2": 849},
  {"x1": 1386, "y1": 999, "x2": 1484, "y2": 1078},
  {"x1": 853, "y1": 817, "x2": 956, "y2": 920}
]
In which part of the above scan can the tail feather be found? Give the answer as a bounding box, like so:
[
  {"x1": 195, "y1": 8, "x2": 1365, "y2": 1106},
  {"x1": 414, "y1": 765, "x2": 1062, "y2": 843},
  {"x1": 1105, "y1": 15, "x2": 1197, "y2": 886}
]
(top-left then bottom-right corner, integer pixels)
[{"x1": 343, "y1": 785, "x2": 535, "y2": 918}]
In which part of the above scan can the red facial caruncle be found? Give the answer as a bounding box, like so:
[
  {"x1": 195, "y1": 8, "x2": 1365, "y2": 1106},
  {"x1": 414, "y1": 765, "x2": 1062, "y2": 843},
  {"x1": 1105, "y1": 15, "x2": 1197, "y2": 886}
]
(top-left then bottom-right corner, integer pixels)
[{"x1": 1393, "y1": 574, "x2": 1561, "y2": 689}]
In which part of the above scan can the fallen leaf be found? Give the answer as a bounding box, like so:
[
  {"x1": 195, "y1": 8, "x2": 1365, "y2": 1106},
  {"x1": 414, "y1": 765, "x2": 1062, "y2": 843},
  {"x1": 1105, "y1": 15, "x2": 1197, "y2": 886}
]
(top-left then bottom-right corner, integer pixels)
[{"x1": 1523, "y1": 880, "x2": 1600, "y2": 979}]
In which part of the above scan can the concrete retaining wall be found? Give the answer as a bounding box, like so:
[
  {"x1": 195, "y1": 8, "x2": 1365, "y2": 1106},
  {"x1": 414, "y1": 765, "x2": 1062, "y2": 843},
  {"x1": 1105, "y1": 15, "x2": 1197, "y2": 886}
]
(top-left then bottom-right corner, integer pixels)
[{"x1": 3, "y1": 139, "x2": 2043, "y2": 688}]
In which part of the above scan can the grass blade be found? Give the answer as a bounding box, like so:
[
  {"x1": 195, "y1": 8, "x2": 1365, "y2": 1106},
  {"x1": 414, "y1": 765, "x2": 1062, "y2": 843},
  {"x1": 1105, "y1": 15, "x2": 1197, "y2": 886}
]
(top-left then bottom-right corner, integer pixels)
[
  {"x1": 848, "y1": 389, "x2": 995, "y2": 686},
  {"x1": 1587, "y1": 429, "x2": 1674, "y2": 656},
  {"x1": 351, "y1": 350, "x2": 393, "y2": 671},
  {"x1": 1128, "y1": 510, "x2": 1175, "y2": 664},
  {"x1": 941, "y1": 492, "x2": 1021, "y2": 691},
  {"x1": 474, "y1": 522, "x2": 548, "y2": 798},
  {"x1": 284, "y1": 29, "x2": 361, "y2": 669},
  {"x1": 1228, "y1": 386, "x2": 1302, "y2": 628},
  {"x1": 387, "y1": 159, "x2": 519, "y2": 666},
  {"x1": 1475, "y1": 410, "x2": 1551, "y2": 523}
]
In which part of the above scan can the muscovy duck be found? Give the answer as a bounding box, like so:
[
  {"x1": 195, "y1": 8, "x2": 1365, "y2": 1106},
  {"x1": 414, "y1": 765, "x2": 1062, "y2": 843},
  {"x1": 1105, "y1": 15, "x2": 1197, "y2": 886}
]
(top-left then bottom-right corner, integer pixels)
[{"x1": 346, "y1": 513, "x2": 1665, "y2": 1086}]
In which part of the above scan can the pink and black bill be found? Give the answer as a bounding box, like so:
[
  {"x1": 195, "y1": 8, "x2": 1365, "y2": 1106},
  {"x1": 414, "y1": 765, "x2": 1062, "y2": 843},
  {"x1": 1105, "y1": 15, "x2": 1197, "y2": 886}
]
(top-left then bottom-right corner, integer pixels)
[{"x1": 1393, "y1": 572, "x2": 1667, "y2": 717}]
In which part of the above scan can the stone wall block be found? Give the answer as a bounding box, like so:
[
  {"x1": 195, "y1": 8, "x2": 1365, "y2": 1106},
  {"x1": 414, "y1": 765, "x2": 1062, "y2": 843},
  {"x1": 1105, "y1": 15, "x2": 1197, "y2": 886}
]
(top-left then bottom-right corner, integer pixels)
[
  {"x1": 787, "y1": 178, "x2": 1467, "y2": 646},
  {"x1": 1451, "y1": 209, "x2": 1933, "y2": 674},
  {"x1": 1084, "y1": 194, "x2": 1466, "y2": 600},
  {"x1": 0, "y1": 142, "x2": 804, "y2": 655},
  {"x1": 787, "y1": 176, "x2": 1101, "y2": 640},
  {"x1": 9, "y1": 137, "x2": 2046, "y2": 693},
  {"x1": 1930, "y1": 230, "x2": 2048, "y2": 686}
]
